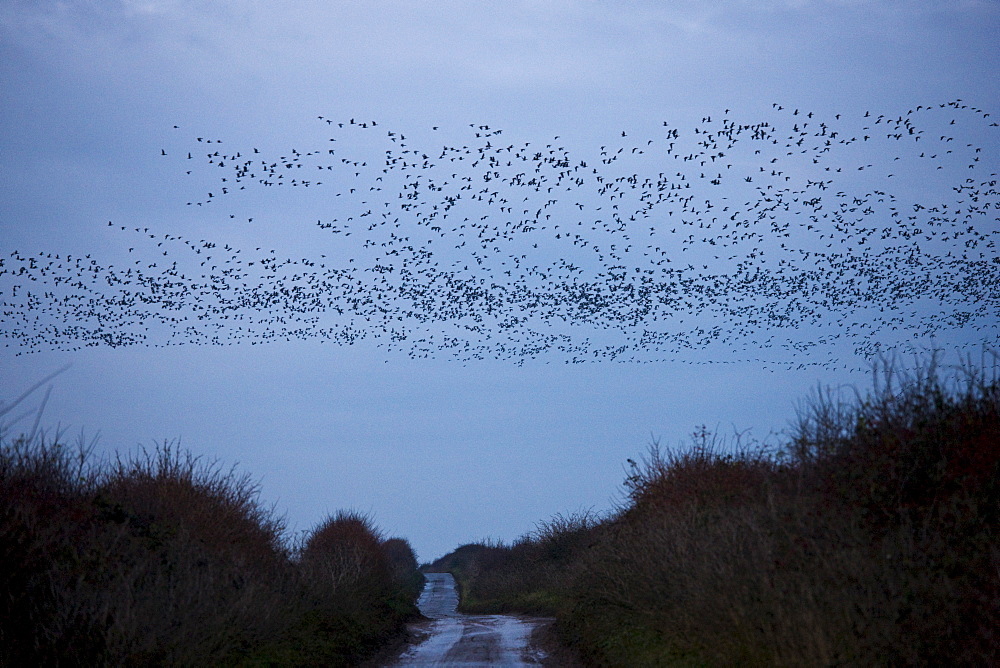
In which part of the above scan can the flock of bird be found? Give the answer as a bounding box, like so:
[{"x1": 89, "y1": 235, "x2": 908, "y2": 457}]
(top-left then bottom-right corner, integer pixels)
[{"x1": 1, "y1": 100, "x2": 997, "y2": 367}]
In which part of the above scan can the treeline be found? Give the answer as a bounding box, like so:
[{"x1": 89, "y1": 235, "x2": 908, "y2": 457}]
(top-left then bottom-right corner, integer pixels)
[
  {"x1": 0, "y1": 430, "x2": 424, "y2": 666},
  {"x1": 428, "y1": 356, "x2": 1000, "y2": 666}
]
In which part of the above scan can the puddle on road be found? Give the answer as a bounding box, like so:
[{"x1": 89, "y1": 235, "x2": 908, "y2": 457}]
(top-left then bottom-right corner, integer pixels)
[{"x1": 388, "y1": 572, "x2": 548, "y2": 667}]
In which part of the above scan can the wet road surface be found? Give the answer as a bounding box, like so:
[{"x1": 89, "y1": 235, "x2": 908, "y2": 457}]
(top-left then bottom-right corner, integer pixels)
[{"x1": 385, "y1": 572, "x2": 551, "y2": 667}]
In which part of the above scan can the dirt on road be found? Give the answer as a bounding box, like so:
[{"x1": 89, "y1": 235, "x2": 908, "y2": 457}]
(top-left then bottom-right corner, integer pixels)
[{"x1": 382, "y1": 572, "x2": 579, "y2": 667}]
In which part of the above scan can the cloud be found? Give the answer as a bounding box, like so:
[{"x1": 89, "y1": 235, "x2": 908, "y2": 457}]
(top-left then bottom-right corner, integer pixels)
[
  {"x1": 0, "y1": 1, "x2": 729, "y2": 95},
  {"x1": 3, "y1": 0, "x2": 996, "y2": 123}
]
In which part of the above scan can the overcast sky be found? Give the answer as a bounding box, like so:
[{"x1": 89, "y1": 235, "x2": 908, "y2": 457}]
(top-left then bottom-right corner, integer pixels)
[{"x1": 2, "y1": 1, "x2": 998, "y2": 561}]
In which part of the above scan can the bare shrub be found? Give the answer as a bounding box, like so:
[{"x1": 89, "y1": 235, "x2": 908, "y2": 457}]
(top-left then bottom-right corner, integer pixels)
[
  {"x1": 623, "y1": 427, "x2": 780, "y2": 513},
  {"x1": 99, "y1": 442, "x2": 286, "y2": 565},
  {"x1": 300, "y1": 509, "x2": 392, "y2": 600},
  {"x1": 83, "y1": 441, "x2": 293, "y2": 664},
  {"x1": 530, "y1": 509, "x2": 601, "y2": 561},
  {"x1": 0, "y1": 431, "x2": 106, "y2": 665}
]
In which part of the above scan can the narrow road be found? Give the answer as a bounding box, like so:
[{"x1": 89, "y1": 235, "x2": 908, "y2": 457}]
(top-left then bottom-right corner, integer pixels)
[{"x1": 385, "y1": 572, "x2": 551, "y2": 667}]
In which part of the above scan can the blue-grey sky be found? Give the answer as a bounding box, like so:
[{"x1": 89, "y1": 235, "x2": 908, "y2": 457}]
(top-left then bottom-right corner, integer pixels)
[{"x1": 2, "y1": 1, "x2": 998, "y2": 561}]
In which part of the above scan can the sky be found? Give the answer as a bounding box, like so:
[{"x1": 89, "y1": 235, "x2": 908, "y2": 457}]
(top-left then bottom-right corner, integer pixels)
[{"x1": 2, "y1": 0, "x2": 998, "y2": 561}]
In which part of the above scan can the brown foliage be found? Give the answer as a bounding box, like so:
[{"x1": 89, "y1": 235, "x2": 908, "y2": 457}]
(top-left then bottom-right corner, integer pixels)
[
  {"x1": 300, "y1": 510, "x2": 392, "y2": 598},
  {"x1": 439, "y1": 353, "x2": 1000, "y2": 666},
  {"x1": 0, "y1": 434, "x2": 422, "y2": 666}
]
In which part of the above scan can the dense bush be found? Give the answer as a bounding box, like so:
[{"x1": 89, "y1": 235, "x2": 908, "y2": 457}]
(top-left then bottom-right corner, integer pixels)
[
  {"x1": 434, "y1": 354, "x2": 1000, "y2": 666},
  {"x1": 0, "y1": 433, "x2": 107, "y2": 664},
  {"x1": 382, "y1": 536, "x2": 426, "y2": 605},
  {"x1": 0, "y1": 426, "x2": 422, "y2": 666},
  {"x1": 426, "y1": 513, "x2": 601, "y2": 616}
]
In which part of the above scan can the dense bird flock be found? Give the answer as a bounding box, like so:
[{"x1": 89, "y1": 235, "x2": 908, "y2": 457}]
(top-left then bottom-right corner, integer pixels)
[{"x1": 2, "y1": 100, "x2": 997, "y2": 367}]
